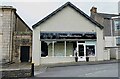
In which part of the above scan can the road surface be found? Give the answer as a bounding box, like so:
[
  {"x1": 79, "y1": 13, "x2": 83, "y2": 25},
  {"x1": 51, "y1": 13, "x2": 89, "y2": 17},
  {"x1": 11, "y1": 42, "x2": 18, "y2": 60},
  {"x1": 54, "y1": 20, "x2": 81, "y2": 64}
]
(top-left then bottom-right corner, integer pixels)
[{"x1": 35, "y1": 63, "x2": 118, "y2": 77}]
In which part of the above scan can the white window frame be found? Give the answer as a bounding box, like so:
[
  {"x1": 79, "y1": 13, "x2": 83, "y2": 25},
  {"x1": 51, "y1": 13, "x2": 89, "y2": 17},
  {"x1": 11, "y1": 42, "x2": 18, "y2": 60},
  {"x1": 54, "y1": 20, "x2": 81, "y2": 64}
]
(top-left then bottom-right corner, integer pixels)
[
  {"x1": 85, "y1": 44, "x2": 96, "y2": 57},
  {"x1": 77, "y1": 43, "x2": 86, "y2": 57},
  {"x1": 52, "y1": 41, "x2": 55, "y2": 57},
  {"x1": 64, "y1": 41, "x2": 66, "y2": 57}
]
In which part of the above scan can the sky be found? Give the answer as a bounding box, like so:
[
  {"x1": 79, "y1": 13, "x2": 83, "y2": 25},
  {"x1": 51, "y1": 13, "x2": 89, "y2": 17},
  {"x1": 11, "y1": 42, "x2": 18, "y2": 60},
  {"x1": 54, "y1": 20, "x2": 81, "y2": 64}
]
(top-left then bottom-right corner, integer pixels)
[{"x1": 1, "y1": 0, "x2": 120, "y2": 29}]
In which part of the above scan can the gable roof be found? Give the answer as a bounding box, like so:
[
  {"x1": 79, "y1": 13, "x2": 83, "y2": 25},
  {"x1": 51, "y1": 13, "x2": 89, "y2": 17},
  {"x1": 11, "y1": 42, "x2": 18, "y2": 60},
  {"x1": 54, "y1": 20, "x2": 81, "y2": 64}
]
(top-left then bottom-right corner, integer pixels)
[
  {"x1": 32, "y1": 2, "x2": 104, "y2": 29},
  {"x1": 1, "y1": 6, "x2": 32, "y2": 32},
  {"x1": 15, "y1": 12, "x2": 32, "y2": 32}
]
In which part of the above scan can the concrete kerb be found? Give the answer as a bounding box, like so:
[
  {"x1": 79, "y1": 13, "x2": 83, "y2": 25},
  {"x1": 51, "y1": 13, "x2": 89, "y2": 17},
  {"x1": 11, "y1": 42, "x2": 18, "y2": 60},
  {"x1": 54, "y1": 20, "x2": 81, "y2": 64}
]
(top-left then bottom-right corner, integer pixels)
[{"x1": 45, "y1": 60, "x2": 118, "y2": 68}]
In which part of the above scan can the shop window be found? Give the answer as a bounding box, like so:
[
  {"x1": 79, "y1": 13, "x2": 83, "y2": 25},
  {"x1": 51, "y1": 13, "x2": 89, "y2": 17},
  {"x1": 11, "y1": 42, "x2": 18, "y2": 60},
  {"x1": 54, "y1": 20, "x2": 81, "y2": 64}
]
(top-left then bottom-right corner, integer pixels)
[
  {"x1": 86, "y1": 45, "x2": 95, "y2": 56},
  {"x1": 54, "y1": 41, "x2": 64, "y2": 56},
  {"x1": 48, "y1": 43, "x2": 52, "y2": 56},
  {"x1": 41, "y1": 41, "x2": 48, "y2": 57},
  {"x1": 66, "y1": 41, "x2": 74, "y2": 56}
]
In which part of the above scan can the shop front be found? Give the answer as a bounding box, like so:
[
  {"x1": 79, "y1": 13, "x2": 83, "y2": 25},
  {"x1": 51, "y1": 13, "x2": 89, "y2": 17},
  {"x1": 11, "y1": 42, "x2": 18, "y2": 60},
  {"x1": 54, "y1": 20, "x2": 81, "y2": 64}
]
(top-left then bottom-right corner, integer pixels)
[
  {"x1": 32, "y1": 2, "x2": 104, "y2": 65},
  {"x1": 40, "y1": 32, "x2": 97, "y2": 64}
]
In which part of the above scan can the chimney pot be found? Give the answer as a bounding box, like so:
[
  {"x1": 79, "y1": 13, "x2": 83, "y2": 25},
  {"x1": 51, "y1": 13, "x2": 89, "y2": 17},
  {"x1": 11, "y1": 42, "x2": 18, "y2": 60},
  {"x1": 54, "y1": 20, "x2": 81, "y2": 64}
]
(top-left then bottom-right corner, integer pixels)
[{"x1": 90, "y1": 7, "x2": 97, "y2": 13}]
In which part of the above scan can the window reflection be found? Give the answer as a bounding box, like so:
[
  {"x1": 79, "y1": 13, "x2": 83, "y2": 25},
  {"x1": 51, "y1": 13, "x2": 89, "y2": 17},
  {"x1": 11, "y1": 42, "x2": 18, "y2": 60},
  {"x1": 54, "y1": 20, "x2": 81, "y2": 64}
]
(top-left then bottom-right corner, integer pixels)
[
  {"x1": 86, "y1": 45, "x2": 95, "y2": 56},
  {"x1": 114, "y1": 20, "x2": 120, "y2": 31}
]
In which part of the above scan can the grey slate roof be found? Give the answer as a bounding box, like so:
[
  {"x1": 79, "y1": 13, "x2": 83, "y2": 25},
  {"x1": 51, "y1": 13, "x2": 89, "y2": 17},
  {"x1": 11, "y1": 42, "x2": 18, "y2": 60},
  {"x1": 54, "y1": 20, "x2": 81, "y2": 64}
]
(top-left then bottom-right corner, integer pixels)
[
  {"x1": 97, "y1": 13, "x2": 119, "y2": 19},
  {"x1": 32, "y1": 2, "x2": 104, "y2": 29}
]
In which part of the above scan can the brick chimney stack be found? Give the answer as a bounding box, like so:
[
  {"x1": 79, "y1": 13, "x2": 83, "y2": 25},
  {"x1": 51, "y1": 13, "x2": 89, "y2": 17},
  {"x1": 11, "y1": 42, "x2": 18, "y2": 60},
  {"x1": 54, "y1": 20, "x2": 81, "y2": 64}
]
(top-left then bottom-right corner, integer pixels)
[{"x1": 90, "y1": 7, "x2": 97, "y2": 13}]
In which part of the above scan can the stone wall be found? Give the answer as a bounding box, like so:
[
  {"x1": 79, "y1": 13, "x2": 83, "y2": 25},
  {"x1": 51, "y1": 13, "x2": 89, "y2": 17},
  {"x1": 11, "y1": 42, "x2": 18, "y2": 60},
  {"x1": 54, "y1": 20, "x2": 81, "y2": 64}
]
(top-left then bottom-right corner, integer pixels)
[
  {"x1": 1, "y1": 7, "x2": 15, "y2": 63},
  {"x1": 0, "y1": 8, "x2": 3, "y2": 64},
  {"x1": 13, "y1": 32, "x2": 32, "y2": 63},
  {"x1": 2, "y1": 69, "x2": 31, "y2": 78},
  {"x1": 0, "y1": 6, "x2": 32, "y2": 64}
]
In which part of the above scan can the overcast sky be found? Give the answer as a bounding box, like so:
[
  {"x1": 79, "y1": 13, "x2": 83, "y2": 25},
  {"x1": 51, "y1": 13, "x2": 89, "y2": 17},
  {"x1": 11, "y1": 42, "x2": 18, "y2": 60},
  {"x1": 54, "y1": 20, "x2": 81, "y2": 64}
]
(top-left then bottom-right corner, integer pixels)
[{"x1": 1, "y1": 0, "x2": 120, "y2": 28}]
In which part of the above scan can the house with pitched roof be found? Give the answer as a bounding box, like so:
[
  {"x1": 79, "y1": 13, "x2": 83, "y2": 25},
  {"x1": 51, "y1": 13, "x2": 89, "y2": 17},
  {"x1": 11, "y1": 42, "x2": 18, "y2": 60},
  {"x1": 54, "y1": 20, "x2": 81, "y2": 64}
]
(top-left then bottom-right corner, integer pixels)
[
  {"x1": 32, "y1": 2, "x2": 106, "y2": 66},
  {"x1": 90, "y1": 7, "x2": 120, "y2": 60}
]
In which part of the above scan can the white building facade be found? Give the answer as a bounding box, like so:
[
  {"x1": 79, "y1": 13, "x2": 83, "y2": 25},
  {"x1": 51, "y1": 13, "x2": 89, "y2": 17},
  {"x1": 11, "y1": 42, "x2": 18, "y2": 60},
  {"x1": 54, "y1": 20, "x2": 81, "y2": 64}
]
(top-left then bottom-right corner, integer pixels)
[{"x1": 32, "y1": 2, "x2": 105, "y2": 66}]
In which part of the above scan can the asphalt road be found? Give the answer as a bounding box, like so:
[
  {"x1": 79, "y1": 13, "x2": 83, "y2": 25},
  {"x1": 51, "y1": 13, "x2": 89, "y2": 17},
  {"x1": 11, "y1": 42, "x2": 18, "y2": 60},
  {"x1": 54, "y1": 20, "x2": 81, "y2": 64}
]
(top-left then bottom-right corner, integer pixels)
[{"x1": 35, "y1": 63, "x2": 118, "y2": 77}]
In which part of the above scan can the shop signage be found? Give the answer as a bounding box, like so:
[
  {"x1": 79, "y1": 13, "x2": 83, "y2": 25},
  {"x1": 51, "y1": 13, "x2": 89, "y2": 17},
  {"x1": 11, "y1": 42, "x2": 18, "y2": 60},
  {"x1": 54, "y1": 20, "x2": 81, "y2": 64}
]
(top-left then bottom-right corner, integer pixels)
[{"x1": 40, "y1": 32, "x2": 96, "y2": 39}]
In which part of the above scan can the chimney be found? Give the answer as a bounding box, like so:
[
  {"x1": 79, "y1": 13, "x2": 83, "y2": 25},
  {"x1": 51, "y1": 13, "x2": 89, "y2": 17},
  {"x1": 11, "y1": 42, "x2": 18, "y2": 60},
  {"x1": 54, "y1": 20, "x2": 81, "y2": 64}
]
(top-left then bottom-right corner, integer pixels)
[{"x1": 90, "y1": 7, "x2": 97, "y2": 13}]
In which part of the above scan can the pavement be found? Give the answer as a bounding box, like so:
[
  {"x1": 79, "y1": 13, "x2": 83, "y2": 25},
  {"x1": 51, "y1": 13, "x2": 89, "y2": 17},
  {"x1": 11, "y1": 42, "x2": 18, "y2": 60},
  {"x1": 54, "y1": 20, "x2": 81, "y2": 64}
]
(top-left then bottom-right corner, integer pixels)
[
  {"x1": 0, "y1": 59, "x2": 119, "y2": 75},
  {"x1": 44, "y1": 59, "x2": 118, "y2": 68}
]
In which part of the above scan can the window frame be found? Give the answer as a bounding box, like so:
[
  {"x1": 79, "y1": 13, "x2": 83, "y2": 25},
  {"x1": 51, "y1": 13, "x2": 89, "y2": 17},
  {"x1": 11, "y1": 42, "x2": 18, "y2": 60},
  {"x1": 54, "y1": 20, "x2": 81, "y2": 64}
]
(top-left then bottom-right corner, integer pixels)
[
  {"x1": 114, "y1": 19, "x2": 120, "y2": 31},
  {"x1": 85, "y1": 44, "x2": 96, "y2": 57}
]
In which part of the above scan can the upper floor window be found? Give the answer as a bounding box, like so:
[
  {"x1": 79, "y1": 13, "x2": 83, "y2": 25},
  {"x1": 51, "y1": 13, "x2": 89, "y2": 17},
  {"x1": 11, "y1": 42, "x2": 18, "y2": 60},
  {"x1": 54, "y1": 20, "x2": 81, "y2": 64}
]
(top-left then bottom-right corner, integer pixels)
[
  {"x1": 114, "y1": 20, "x2": 120, "y2": 31},
  {"x1": 116, "y1": 37, "x2": 120, "y2": 45}
]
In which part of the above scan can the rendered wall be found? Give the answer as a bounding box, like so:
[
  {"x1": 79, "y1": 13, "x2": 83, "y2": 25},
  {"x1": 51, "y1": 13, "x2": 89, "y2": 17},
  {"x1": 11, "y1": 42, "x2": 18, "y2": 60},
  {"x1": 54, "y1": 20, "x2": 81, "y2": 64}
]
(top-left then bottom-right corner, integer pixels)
[
  {"x1": 38, "y1": 6, "x2": 97, "y2": 32},
  {"x1": 110, "y1": 48, "x2": 116, "y2": 59},
  {"x1": 32, "y1": 6, "x2": 104, "y2": 65},
  {"x1": 41, "y1": 56, "x2": 75, "y2": 64},
  {"x1": 32, "y1": 29, "x2": 41, "y2": 65},
  {"x1": 105, "y1": 36, "x2": 116, "y2": 47},
  {"x1": 116, "y1": 48, "x2": 120, "y2": 59},
  {"x1": 96, "y1": 27, "x2": 104, "y2": 61}
]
